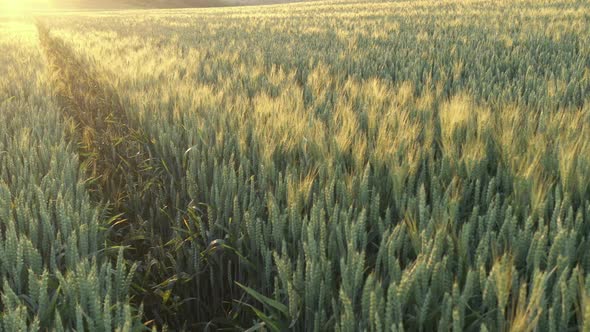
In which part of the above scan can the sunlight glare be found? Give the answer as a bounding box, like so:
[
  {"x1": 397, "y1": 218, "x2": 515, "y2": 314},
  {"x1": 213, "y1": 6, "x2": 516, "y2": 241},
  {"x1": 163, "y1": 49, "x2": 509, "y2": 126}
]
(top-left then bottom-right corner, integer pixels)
[{"x1": 0, "y1": 0, "x2": 53, "y2": 15}]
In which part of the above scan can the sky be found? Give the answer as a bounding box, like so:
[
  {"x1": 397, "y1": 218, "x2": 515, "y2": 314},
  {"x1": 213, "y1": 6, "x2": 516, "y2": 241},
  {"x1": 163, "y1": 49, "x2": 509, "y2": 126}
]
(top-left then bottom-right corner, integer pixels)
[{"x1": 0, "y1": 0, "x2": 54, "y2": 14}]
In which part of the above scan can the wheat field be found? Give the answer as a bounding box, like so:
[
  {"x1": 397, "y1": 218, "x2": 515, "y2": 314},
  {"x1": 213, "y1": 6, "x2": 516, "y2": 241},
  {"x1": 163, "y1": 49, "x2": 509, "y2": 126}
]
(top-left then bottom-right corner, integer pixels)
[{"x1": 1, "y1": 0, "x2": 590, "y2": 330}]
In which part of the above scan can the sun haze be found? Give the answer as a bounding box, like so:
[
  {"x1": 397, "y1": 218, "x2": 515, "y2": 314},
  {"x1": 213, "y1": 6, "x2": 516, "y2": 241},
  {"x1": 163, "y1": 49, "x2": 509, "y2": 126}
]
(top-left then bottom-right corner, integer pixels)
[{"x1": 0, "y1": 0, "x2": 53, "y2": 14}]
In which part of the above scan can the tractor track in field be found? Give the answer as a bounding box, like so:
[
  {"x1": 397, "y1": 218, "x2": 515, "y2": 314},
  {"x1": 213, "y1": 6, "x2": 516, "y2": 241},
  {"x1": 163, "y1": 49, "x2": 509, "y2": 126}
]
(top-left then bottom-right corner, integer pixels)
[
  {"x1": 37, "y1": 22, "x2": 146, "y2": 206},
  {"x1": 36, "y1": 21, "x2": 179, "y2": 328},
  {"x1": 36, "y1": 21, "x2": 265, "y2": 330}
]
